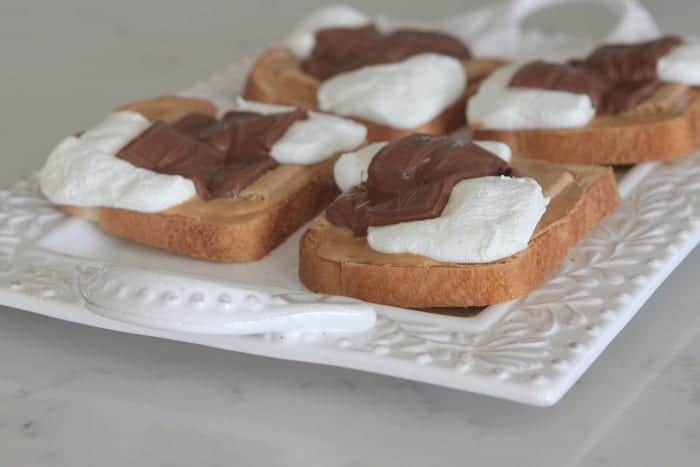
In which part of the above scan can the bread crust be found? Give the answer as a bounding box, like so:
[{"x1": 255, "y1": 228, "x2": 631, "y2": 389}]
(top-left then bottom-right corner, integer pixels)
[
  {"x1": 473, "y1": 89, "x2": 700, "y2": 165},
  {"x1": 97, "y1": 174, "x2": 337, "y2": 262},
  {"x1": 244, "y1": 48, "x2": 505, "y2": 142},
  {"x1": 299, "y1": 161, "x2": 619, "y2": 307},
  {"x1": 58, "y1": 95, "x2": 343, "y2": 262}
]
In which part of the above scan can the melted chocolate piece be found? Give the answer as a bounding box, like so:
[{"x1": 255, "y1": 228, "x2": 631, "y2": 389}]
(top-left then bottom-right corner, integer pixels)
[
  {"x1": 118, "y1": 110, "x2": 308, "y2": 199},
  {"x1": 326, "y1": 134, "x2": 511, "y2": 236},
  {"x1": 225, "y1": 109, "x2": 307, "y2": 161},
  {"x1": 382, "y1": 30, "x2": 472, "y2": 61},
  {"x1": 302, "y1": 25, "x2": 471, "y2": 80},
  {"x1": 508, "y1": 36, "x2": 682, "y2": 114},
  {"x1": 206, "y1": 158, "x2": 279, "y2": 197},
  {"x1": 325, "y1": 188, "x2": 371, "y2": 236},
  {"x1": 118, "y1": 122, "x2": 224, "y2": 196},
  {"x1": 578, "y1": 36, "x2": 682, "y2": 83},
  {"x1": 599, "y1": 79, "x2": 661, "y2": 114},
  {"x1": 510, "y1": 61, "x2": 608, "y2": 109},
  {"x1": 302, "y1": 25, "x2": 384, "y2": 80},
  {"x1": 171, "y1": 113, "x2": 218, "y2": 136},
  {"x1": 195, "y1": 111, "x2": 260, "y2": 153}
]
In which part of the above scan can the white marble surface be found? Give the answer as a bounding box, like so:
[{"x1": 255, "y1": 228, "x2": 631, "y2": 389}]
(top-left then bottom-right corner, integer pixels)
[{"x1": 2, "y1": 1, "x2": 700, "y2": 465}]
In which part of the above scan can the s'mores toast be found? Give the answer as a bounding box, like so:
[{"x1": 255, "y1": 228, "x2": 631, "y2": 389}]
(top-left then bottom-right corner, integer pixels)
[
  {"x1": 244, "y1": 5, "x2": 504, "y2": 142},
  {"x1": 469, "y1": 36, "x2": 700, "y2": 164},
  {"x1": 299, "y1": 134, "x2": 619, "y2": 308},
  {"x1": 39, "y1": 96, "x2": 367, "y2": 262}
]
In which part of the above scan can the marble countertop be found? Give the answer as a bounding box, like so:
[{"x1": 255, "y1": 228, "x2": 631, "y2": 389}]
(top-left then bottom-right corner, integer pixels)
[{"x1": 2, "y1": 1, "x2": 700, "y2": 466}]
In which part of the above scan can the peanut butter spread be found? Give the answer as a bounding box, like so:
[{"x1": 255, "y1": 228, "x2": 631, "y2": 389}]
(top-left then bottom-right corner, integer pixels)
[{"x1": 315, "y1": 159, "x2": 592, "y2": 267}]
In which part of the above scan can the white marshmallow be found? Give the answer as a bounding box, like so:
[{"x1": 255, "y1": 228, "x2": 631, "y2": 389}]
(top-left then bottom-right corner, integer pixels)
[
  {"x1": 235, "y1": 98, "x2": 367, "y2": 165},
  {"x1": 39, "y1": 112, "x2": 197, "y2": 213},
  {"x1": 318, "y1": 53, "x2": 467, "y2": 129},
  {"x1": 367, "y1": 176, "x2": 547, "y2": 263},
  {"x1": 333, "y1": 142, "x2": 388, "y2": 192},
  {"x1": 41, "y1": 101, "x2": 367, "y2": 212},
  {"x1": 286, "y1": 5, "x2": 371, "y2": 59},
  {"x1": 468, "y1": 64, "x2": 596, "y2": 130},
  {"x1": 658, "y1": 42, "x2": 700, "y2": 86},
  {"x1": 473, "y1": 140, "x2": 512, "y2": 162}
]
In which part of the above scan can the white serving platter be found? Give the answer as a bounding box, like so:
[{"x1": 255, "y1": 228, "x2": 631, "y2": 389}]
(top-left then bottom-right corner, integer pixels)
[
  {"x1": 3, "y1": 0, "x2": 698, "y2": 406},
  {"x1": 3, "y1": 147, "x2": 698, "y2": 406}
]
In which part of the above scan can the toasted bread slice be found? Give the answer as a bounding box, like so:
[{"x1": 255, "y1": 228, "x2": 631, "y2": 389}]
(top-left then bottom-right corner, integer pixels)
[
  {"x1": 473, "y1": 85, "x2": 700, "y2": 165},
  {"x1": 299, "y1": 159, "x2": 618, "y2": 307},
  {"x1": 58, "y1": 96, "x2": 343, "y2": 262},
  {"x1": 244, "y1": 48, "x2": 505, "y2": 142}
]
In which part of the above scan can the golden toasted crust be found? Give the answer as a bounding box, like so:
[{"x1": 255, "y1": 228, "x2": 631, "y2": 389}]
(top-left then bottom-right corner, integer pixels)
[
  {"x1": 473, "y1": 88, "x2": 700, "y2": 165},
  {"x1": 244, "y1": 48, "x2": 505, "y2": 142},
  {"x1": 97, "y1": 175, "x2": 337, "y2": 262},
  {"x1": 299, "y1": 160, "x2": 619, "y2": 308},
  {"x1": 116, "y1": 95, "x2": 218, "y2": 121},
  {"x1": 59, "y1": 95, "x2": 343, "y2": 262}
]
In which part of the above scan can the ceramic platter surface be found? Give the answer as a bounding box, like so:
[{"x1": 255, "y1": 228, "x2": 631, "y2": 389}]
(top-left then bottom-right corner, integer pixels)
[{"x1": 3, "y1": 41, "x2": 699, "y2": 406}]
